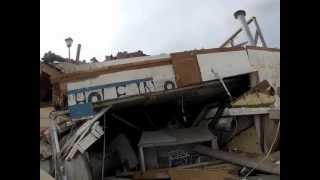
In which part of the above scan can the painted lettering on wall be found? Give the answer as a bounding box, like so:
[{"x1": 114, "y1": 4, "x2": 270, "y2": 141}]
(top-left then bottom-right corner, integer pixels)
[{"x1": 67, "y1": 78, "x2": 176, "y2": 106}]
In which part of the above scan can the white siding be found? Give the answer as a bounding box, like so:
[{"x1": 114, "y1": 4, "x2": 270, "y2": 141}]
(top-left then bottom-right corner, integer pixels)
[
  {"x1": 246, "y1": 49, "x2": 280, "y2": 89},
  {"x1": 197, "y1": 50, "x2": 255, "y2": 81},
  {"x1": 247, "y1": 49, "x2": 280, "y2": 107},
  {"x1": 67, "y1": 65, "x2": 177, "y2": 105}
]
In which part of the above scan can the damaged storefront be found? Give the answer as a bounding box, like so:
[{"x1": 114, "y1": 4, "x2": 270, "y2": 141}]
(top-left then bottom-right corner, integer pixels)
[
  {"x1": 40, "y1": 45, "x2": 280, "y2": 180},
  {"x1": 40, "y1": 10, "x2": 280, "y2": 180}
]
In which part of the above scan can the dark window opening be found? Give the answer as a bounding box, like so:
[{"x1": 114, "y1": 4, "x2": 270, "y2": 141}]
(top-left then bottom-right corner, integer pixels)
[{"x1": 40, "y1": 72, "x2": 53, "y2": 106}]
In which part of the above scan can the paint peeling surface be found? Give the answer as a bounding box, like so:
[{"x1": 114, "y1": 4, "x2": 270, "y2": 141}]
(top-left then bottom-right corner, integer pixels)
[
  {"x1": 196, "y1": 50, "x2": 255, "y2": 81},
  {"x1": 246, "y1": 49, "x2": 280, "y2": 89},
  {"x1": 67, "y1": 65, "x2": 177, "y2": 106}
]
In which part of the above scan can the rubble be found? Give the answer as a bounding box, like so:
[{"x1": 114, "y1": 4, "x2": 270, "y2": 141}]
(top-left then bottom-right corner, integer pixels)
[
  {"x1": 138, "y1": 127, "x2": 218, "y2": 172},
  {"x1": 231, "y1": 80, "x2": 276, "y2": 107},
  {"x1": 61, "y1": 106, "x2": 111, "y2": 160},
  {"x1": 40, "y1": 9, "x2": 280, "y2": 180},
  {"x1": 110, "y1": 134, "x2": 139, "y2": 170},
  {"x1": 168, "y1": 163, "x2": 240, "y2": 180},
  {"x1": 40, "y1": 137, "x2": 52, "y2": 160},
  {"x1": 194, "y1": 145, "x2": 280, "y2": 175},
  {"x1": 40, "y1": 168, "x2": 56, "y2": 180}
]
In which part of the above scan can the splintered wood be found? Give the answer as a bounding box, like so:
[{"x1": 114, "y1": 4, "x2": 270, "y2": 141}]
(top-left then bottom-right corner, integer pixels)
[
  {"x1": 61, "y1": 106, "x2": 111, "y2": 160},
  {"x1": 168, "y1": 164, "x2": 240, "y2": 180},
  {"x1": 65, "y1": 121, "x2": 104, "y2": 159},
  {"x1": 132, "y1": 163, "x2": 239, "y2": 180}
]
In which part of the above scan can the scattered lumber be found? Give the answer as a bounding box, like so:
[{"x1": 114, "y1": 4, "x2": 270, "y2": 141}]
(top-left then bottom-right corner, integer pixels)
[{"x1": 194, "y1": 145, "x2": 280, "y2": 175}]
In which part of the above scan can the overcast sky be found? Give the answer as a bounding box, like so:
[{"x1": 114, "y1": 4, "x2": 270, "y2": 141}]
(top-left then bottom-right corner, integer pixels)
[{"x1": 40, "y1": 0, "x2": 279, "y2": 62}]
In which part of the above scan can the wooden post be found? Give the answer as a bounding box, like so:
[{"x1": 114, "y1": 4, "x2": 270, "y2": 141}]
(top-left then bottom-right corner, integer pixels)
[
  {"x1": 76, "y1": 44, "x2": 81, "y2": 63},
  {"x1": 139, "y1": 147, "x2": 146, "y2": 173}
]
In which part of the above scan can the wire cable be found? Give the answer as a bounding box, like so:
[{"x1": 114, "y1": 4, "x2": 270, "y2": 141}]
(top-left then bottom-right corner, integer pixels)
[{"x1": 242, "y1": 120, "x2": 280, "y2": 179}]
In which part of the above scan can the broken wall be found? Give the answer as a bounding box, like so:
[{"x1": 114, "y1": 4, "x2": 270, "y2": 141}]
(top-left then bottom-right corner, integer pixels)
[
  {"x1": 197, "y1": 50, "x2": 254, "y2": 81},
  {"x1": 51, "y1": 47, "x2": 279, "y2": 119},
  {"x1": 246, "y1": 47, "x2": 280, "y2": 106}
]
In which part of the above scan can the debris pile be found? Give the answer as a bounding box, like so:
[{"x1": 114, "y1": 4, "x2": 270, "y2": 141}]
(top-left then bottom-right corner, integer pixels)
[{"x1": 40, "y1": 10, "x2": 280, "y2": 180}]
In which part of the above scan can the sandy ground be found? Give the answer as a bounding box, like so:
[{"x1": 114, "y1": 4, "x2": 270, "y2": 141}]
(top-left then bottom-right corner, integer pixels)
[
  {"x1": 40, "y1": 106, "x2": 54, "y2": 128},
  {"x1": 40, "y1": 169, "x2": 55, "y2": 180}
]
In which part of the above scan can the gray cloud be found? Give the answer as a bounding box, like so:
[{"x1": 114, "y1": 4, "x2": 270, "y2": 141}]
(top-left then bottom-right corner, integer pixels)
[
  {"x1": 40, "y1": 0, "x2": 279, "y2": 60},
  {"x1": 110, "y1": 0, "x2": 279, "y2": 55}
]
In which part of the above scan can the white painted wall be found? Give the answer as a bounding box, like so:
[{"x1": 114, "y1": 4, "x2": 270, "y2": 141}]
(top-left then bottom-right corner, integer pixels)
[
  {"x1": 246, "y1": 49, "x2": 280, "y2": 89},
  {"x1": 67, "y1": 65, "x2": 176, "y2": 106},
  {"x1": 65, "y1": 48, "x2": 280, "y2": 107},
  {"x1": 247, "y1": 49, "x2": 280, "y2": 107},
  {"x1": 196, "y1": 50, "x2": 255, "y2": 82}
]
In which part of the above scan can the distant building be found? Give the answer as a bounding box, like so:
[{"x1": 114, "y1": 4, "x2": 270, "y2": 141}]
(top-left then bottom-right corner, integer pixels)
[{"x1": 105, "y1": 50, "x2": 147, "y2": 61}]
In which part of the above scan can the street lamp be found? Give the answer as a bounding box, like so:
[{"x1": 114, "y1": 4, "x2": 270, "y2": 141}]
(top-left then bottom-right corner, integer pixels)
[{"x1": 65, "y1": 37, "x2": 73, "y2": 62}]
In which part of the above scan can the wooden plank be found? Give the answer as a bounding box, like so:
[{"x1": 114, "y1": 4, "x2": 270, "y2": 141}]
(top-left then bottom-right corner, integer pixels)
[
  {"x1": 247, "y1": 175, "x2": 280, "y2": 180},
  {"x1": 168, "y1": 163, "x2": 239, "y2": 180},
  {"x1": 194, "y1": 145, "x2": 280, "y2": 175},
  {"x1": 61, "y1": 106, "x2": 111, "y2": 157},
  {"x1": 139, "y1": 131, "x2": 177, "y2": 145},
  {"x1": 133, "y1": 169, "x2": 170, "y2": 179},
  {"x1": 131, "y1": 161, "x2": 225, "y2": 179},
  {"x1": 138, "y1": 127, "x2": 215, "y2": 148},
  {"x1": 223, "y1": 107, "x2": 270, "y2": 116},
  {"x1": 175, "y1": 160, "x2": 224, "y2": 169},
  {"x1": 171, "y1": 53, "x2": 201, "y2": 87}
]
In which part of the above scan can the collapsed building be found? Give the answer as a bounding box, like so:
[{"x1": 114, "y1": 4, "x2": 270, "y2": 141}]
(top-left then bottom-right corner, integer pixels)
[{"x1": 40, "y1": 10, "x2": 280, "y2": 180}]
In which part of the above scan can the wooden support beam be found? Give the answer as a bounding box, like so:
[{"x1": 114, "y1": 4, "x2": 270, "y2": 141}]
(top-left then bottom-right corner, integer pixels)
[
  {"x1": 223, "y1": 107, "x2": 270, "y2": 116},
  {"x1": 194, "y1": 145, "x2": 280, "y2": 175}
]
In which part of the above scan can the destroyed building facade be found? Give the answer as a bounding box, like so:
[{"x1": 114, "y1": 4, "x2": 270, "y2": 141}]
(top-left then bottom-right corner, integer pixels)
[{"x1": 40, "y1": 10, "x2": 280, "y2": 180}]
